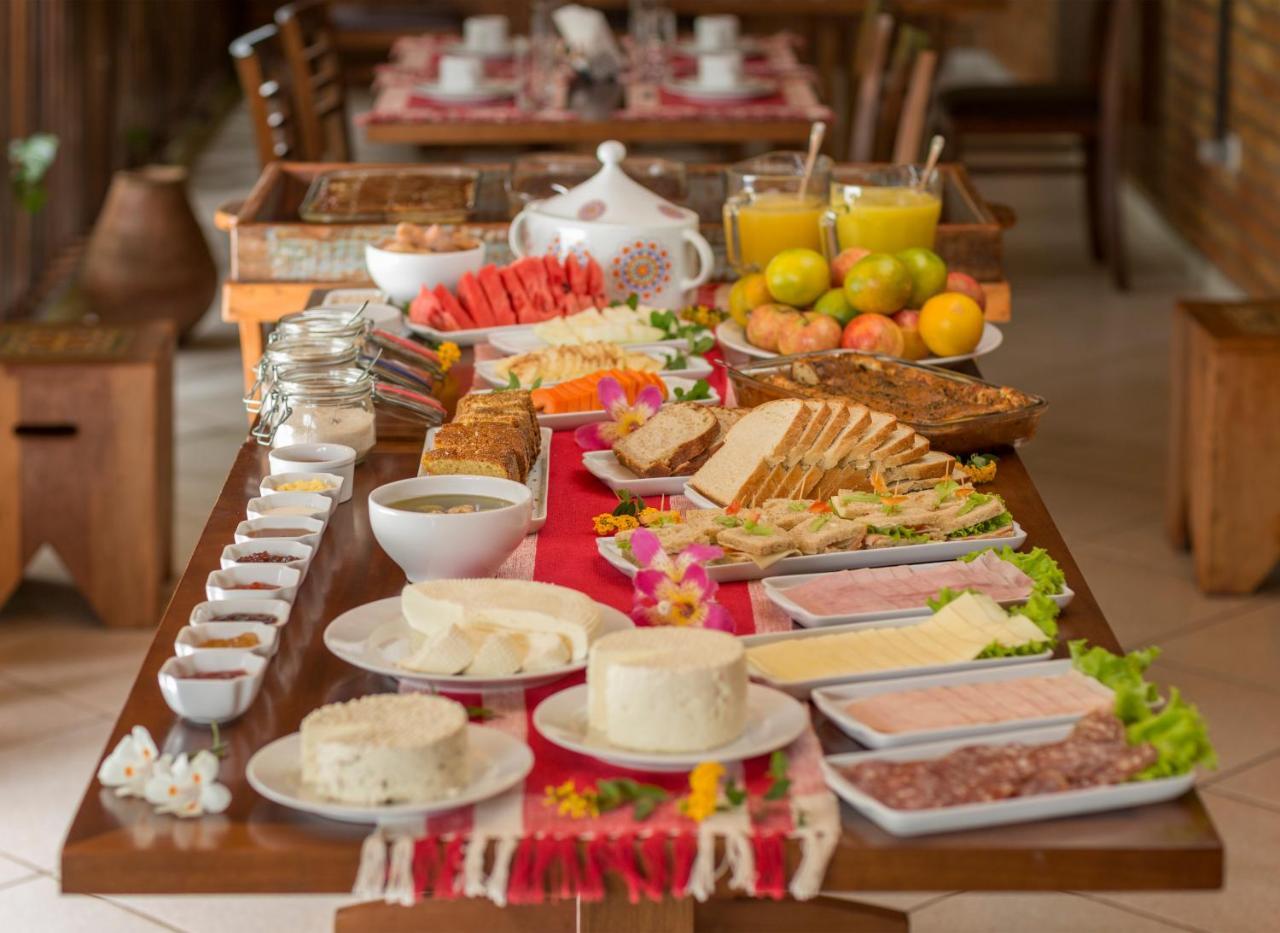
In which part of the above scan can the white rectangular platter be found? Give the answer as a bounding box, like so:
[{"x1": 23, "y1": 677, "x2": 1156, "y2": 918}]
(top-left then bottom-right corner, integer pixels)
[
  {"x1": 736, "y1": 615, "x2": 1052, "y2": 697},
  {"x1": 811, "y1": 659, "x2": 1109, "y2": 749},
  {"x1": 469, "y1": 377, "x2": 719, "y2": 431},
  {"x1": 419, "y1": 426, "x2": 551, "y2": 534},
  {"x1": 596, "y1": 523, "x2": 1028, "y2": 584},
  {"x1": 405, "y1": 319, "x2": 532, "y2": 348},
  {"x1": 762, "y1": 563, "x2": 1074, "y2": 628},
  {"x1": 488, "y1": 326, "x2": 704, "y2": 355},
  {"x1": 474, "y1": 345, "x2": 713, "y2": 388},
  {"x1": 581, "y1": 451, "x2": 691, "y2": 497},
  {"x1": 821, "y1": 723, "x2": 1195, "y2": 837}
]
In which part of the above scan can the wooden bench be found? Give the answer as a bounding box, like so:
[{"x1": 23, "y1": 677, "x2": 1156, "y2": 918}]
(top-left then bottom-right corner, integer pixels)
[{"x1": 1167, "y1": 299, "x2": 1280, "y2": 593}]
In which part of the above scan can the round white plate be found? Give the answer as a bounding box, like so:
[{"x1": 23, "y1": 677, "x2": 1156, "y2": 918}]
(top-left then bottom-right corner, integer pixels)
[
  {"x1": 323, "y1": 596, "x2": 633, "y2": 691},
  {"x1": 246, "y1": 726, "x2": 532, "y2": 824},
  {"x1": 533, "y1": 683, "x2": 809, "y2": 771},
  {"x1": 474, "y1": 346, "x2": 713, "y2": 389},
  {"x1": 673, "y1": 38, "x2": 765, "y2": 58},
  {"x1": 664, "y1": 77, "x2": 777, "y2": 101},
  {"x1": 715, "y1": 319, "x2": 1004, "y2": 367},
  {"x1": 414, "y1": 81, "x2": 517, "y2": 104},
  {"x1": 441, "y1": 39, "x2": 516, "y2": 60}
]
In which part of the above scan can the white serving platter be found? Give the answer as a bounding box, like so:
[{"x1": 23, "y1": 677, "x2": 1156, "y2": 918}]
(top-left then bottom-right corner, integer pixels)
[
  {"x1": 488, "y1": 326, "x2": 708, "y2": 356},
  {"x1": 761, "y1": 561, "x2": 1074, "y2": 628},
  {"x1": 405, "y1": 319, "x2": 526, "y2": 348},
  {"x1": 468, "y1": 378, "x2": 719, "y2": 431},
  {"x1": 738, "y1": 616, "x2": 1052, "y2": 697},
  {"x1": 323, "y1": 595, "x2": 633, "y2": 691},
  {"x1": 246, "y1": 726, "x2": 533, "y2": 825},
  {"x1": 596, "y1": 523, "x2": 1028, "y2": 585},
  {"x1": 663, "y1": 77, "x2": 778, "y2": 101},
  {"x1": 418, "y1": 426, "x2": 551, "y2": 534},
  {"x1": 533, "y1": 683, "x2": 808, "y2": 772},
  {"x1": 811, "y1": 659, "x2": 1112, "y2": 749},
  {"x1": 413, "y1": 80, "x2": 517, "y2": 104},
  {"x1": 474, "y1": 345, "x2": 713, "y2": 388},
  {"x1": 820, "y1": 723, "x2": 1195, "y2": 837},
  {"x1": 581, "y1": 451, "x2": 691, "y2": 497},
  {"x1": 714, "y1": 320, "x2": 1004, "y2": 367}
]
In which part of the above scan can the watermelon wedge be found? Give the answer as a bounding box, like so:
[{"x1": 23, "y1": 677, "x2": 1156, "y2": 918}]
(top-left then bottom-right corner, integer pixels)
[
  {"x1": 565, "y1": 253, "x2": 589, "y2": 298},
  {"x1": 408, "y1": 285, "x2": 442, "y2": 327},
  {"x1": 478, "y1": 264, "x2": 516, "y2": 326},
  {"x1": 585, "y1": 255, "x2": 604, "y2": 297},
  {"x1": 543, "y1": 253, "x2": 566, "y2": 295},
  {"x1": 513, "y1": 257, "x2": 553, "y2": 318},
  {"x1": 434, "y1": 284, "x2": 472, "y2": 330},
  {"x1": 499, "y1": 265, "x2": 537, "y2": 324},
  {"x1": 456, "y1": 272, "x2": 496, "y2": 328}
]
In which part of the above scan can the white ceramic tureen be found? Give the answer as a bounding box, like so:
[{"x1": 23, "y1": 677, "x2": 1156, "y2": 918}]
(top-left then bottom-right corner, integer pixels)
[{"x1": 508, "y1": 140, "x2": 714, "y2": 309}]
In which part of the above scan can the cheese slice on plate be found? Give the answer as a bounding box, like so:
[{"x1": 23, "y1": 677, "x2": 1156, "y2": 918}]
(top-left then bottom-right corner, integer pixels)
[
  {"x1": 399, "y1": 622, "x2": 479, "y2": 674},
  {"x1": 465, "y1": 630, "x2": 527, "y2": 676}
]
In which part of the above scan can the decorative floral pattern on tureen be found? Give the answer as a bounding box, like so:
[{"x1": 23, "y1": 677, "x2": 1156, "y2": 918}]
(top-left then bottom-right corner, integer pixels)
[{"x1": 610, "y1": 240, "x2": 672, "y2": 303}]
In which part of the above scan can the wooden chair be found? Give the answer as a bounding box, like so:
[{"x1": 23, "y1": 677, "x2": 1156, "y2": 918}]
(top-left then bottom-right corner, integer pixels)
[
  {"x1": 847, "y1": 13, "x2": 939, "y2": 164},
  {"x1": 275, "y1": 0, "x2": 351, "y2": 162},
  {"x1": 229, "y1": 24, "x2": 300, "y2": 169},
  {"x1": 936, "y1": 0, "x2": 1133, "y2": 288}
]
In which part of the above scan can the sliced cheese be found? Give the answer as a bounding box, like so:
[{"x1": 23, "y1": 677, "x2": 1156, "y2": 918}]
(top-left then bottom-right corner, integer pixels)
[
  {"x1": 401, "y1": 585, "x2": 467, "y2": 638},
  {"x1": 522, "y1": 631, "x2": 571, "y2": 672},
  {"x1": 465, "y1": 630, "x2": 527, "y2": 676},
  {"x1": 472, "y1": 607, "x2": 592, "y2": 661},
  {"x1": 399, "y1": 623, "x2": 479, "y2": 674}
]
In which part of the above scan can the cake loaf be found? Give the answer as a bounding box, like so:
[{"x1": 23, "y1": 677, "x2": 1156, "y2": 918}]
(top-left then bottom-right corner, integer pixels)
[
  {"x1": 587, "y1": 628, "x2": 747, "y2": 753},
  {"x1": 300, "y1": 694, "x2": 468, "y2": 805}
]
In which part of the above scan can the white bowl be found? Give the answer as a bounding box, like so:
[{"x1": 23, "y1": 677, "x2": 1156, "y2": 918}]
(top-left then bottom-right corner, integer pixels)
[
  {"x1": 364, "y1": 242, "x2": 485, "y2": 305},
  {"x1": 175, "y1": 622, "x2": 279, "y2": 658},
  {"x1": 220, "y1": 540, "x2": 314, "y2": 579},
  {"x1": 158, "y1": 652, "x2": 267, "y2": 724},
  {"x1": 268, "y1": 444, "x2": 357, "y2": 503},
  {"x1": 234, "y1": 516, "x2": 324, "y2": 551},
  {"x1": 259, "y1": 472, "x2": 344, "y2": 504},
  {"x1": 206, "y1": 565, "x2": 302, "y2": 604},
  {"x1": 189, "y1": 598, "x2": 292, "y2": 628},
  {"x1": 368, "y1": 475, "x2": 532, "y2": 582},
  {"x1": 246, "y1": 492, "x2": 333, "y2": 525}
]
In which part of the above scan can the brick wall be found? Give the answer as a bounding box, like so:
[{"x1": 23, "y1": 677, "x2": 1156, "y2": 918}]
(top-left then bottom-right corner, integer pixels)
[{"x1": 1135, "y1": 0, "x2": 1280, "y2": 295}]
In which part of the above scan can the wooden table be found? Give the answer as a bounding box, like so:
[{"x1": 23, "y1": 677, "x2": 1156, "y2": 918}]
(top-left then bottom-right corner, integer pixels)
[{"x1": 62, "y1": 393, "x2": 1222, "y2": 930}]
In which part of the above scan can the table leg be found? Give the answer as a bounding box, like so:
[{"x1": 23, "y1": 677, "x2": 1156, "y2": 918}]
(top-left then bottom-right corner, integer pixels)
[
  {"x1": 694, "y1": 896, "x2": 908, "y2": 932},
  {"x1": 238, "y1": 319, "x2": 264, "y2": 400},
  {"x1": 334, "y1": 898, "x2": 574, "y2": 932},
  {"x1": 0, "y1": 368, "x2": 20, "y2": 609},
  {"x1": 1165, "y1": 304, "x2": 1190, "y2": 549}
]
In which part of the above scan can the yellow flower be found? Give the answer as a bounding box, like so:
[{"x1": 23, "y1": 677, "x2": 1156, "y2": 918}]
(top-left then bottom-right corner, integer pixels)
[
  {"x1": 437, "y1": 341, "x2": 461, "y2": 372},
  {"x1": 612, "y1": 514, "x2": 639, "y2": 531},
  {"x1": 967, "y1": 461, "x2": 997, "y2": 484},
  {"x1": 592, "y1": 513, "x2": 619, "y2": 535},
  {"x1": 682, "y1": 761, "x2": 724, "y2": 822},
  {"x1": 638, "y1": 506, "x2": 681, "y2": 527},
  {"x1": 542, "y1": 779, "x2": 600, "y2": 820}
]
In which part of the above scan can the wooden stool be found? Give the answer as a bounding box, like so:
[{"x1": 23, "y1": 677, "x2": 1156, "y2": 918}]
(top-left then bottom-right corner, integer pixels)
[
  {"x1": 1167, "y1": 300, "x2": 1280, "y2": 593},
  {"x1": 0, "y1": 322, "x2": 173, "y2": 627}
]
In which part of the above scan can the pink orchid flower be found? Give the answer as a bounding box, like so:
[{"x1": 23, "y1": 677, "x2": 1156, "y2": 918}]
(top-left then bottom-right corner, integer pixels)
[
  {"x1": 573, "y1": 376, "x2": 665, "y2": 451},
  {"x1": 629, "y1": 528, "x2": 734, "y2": 632}
]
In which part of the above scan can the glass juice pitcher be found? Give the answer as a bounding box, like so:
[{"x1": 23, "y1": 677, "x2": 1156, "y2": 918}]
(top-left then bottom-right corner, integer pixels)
[
  {"x1": 822, "y1": 165, "x2": 942, "y2": 257},
  {"x1": 723, "y1": 151, "x2": 832, "y2": 273}
]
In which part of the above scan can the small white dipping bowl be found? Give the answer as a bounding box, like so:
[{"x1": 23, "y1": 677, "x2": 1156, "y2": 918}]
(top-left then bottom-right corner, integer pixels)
[
  {"x1": 158, "y1": 651, "x2": 267, "y2": 724},
  {"x1": 190, "y1": 598, "x2": 291, "y2": 628},
  {"x1": 235, "y1": 516, "x2": 325, "y2": 551},
  {"x1": 259, "y1": 472, "x2": 344, "y2": 504},
  {"x1": 220, "y1": 540, "x2": 314, "y2": 579},
  {"x1": 365, "y1": 242, "x2": 485, "y2": 305},
  {"x1": 175, "y1": 622, "x2": 279, "y2": 659},
  {"x1": 368, "y1": 475, "x2": 532, "y2": 581},
  {"x1": 269, "y1": 443, "x2": 357, "y2": 503},
  {"x1": 247, "y1": 492, "x2": 333, "y2": 525},
  {"x1": 206, "y1": 565, "x2": 302, "y2": 604}
]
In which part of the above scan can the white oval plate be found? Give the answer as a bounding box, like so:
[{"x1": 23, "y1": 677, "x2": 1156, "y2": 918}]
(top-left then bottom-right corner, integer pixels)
[
  {"x1": 533, "y1": 683, "x2": 808, "y2": 772},
  {"x1": 663, "y1": 77, "x2": 778, "y2": 101},
  {"x1": 474, "y1": 346, "x2": 713, "y2": 388},
  {"x1": 323, "y1": 596, "x2": 633, "y2": 691},
  {"x1": 404, "y1": 319, "x2": 528, "y2": 348},
  {"x1": 246, "y1": 726, "x2": 533, "y2": 825},
  {"x1": 581, "y1": 450, "x2": 691, "y2": 497},
  {"x1": 418, "y1": 426, "x2": 551, "y2": 534},
  {"x1": 487, "y1": 327, "x2": 703, "y2": 356},
  {"x1": 469, "y1": 377, "x2": 719, "y2": 431},
  {"x1": 715, "y1": 320, "x2": 1003, "y2": 367}
]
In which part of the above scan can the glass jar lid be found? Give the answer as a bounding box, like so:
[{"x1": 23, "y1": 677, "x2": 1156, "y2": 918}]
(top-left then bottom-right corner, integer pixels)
[{"x1": 273, "y1": 308, "x2": 370, "y2": 342}]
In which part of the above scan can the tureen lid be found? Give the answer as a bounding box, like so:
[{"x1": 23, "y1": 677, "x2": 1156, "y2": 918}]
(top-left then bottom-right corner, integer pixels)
[{"x1": 531, "y1": 141, "x2": 696, "y2": 226}]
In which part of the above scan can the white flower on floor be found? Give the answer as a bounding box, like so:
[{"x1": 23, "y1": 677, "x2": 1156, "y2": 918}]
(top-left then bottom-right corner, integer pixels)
[
  {"x1": 97, "y1": 726, "x2": 168, "y2": 798},
  {"x1": 144, "y1": 750, "x2": 231, "y2": 818}
]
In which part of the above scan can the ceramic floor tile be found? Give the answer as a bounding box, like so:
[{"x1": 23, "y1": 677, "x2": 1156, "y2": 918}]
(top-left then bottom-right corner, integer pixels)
[
  {"x1": 911, "y1": 891, "x2": 1202, "y2": 932},
  {"x1": 0, "y1": 719, "x2": 115, "y2": 872},
  {"x1": 0, "y1": 618, "x2": 152, "y2": 716},
  {"x1": 822, "y1": 890, "x2": 951, "y2": 913},
  {"x1": 1156, "y1": 603, "x2": 1280, "y2": 695},
  {"x1": 1094, "y1": 792, "x2": 1280, "y2": 933},
  {"x1": 108, "y1": 892, "x2": 358, "y2": 933},
  {"x1": 0, "y1": 876, "x2": 180, "y2": 932},
  {"x1": 1205, "y1": 749, "x2": 1280, "y2": 809},
  {"x1": 0, "y1": 673, "x2": 108, "y2": 748},
  {"x1": 0, "y1": 853, "x2": 40, "y2": 891}
]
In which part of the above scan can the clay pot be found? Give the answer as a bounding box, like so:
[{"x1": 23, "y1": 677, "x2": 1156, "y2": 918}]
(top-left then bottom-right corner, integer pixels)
[{"x1": 80, "y1": 165, "x2": 217, "y2": 338}]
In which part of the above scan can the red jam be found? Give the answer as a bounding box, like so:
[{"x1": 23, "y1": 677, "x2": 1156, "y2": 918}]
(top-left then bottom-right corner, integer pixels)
[
  {"x1": 236, "y1": 582, "x2": 279, "y2": 590},
  {"x1": 182, "y1": 669, "x2": 247, "y2": 680},
  {"x1": 237, "y1": 551, "x2": 297, "y2": 564},
  {"x1": 211, "y1": 612, "x2": 278, "y2": 623}
]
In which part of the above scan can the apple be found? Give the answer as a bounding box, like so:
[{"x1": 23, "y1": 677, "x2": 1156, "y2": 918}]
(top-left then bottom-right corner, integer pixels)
[
  {"x1": 778, "y1": 311, "x2": 843, "y2": 355},
  {"x1": 892, "y1": 309, "x2": 930, "y2": 361},
  {"x1": 745, "y1": 303, "x2": 803, "y2": 352},
  {"x1": 830, "y1": 247, "x2": 871, "y2": 288},
  {"x1": 945, "y1": 271, "x2": 987, "y2": 311},
  {"x1": 841, "y1": 313, "x2": 906, "y2": 357}
]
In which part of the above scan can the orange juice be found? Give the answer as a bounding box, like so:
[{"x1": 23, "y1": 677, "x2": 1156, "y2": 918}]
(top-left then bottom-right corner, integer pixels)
[
  {"x1": 831, "y1": 187, "x2": 941, "y2": 254},
  {"x1": 725, "y1": 191, "x2": 825, "y2": 272}
]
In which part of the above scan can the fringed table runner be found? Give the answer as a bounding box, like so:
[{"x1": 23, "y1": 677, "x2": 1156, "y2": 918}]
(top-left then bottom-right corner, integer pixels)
[{"x1": 355, "y1": 354, "x2": 841, "y2": 907}]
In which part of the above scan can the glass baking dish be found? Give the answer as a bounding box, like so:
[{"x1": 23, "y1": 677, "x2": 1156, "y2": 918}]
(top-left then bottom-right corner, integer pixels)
[
  {"x1": 298, "y1": 167, "x2": 480, "y2": 223},
  {"x1": 726, "y1": 349, "x2": 1047, "y2": 454}
]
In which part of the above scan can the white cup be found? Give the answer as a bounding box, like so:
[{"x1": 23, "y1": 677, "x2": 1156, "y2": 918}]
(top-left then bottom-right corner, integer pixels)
[
  {"x1": 698, "y1": 51, "x2": 743, "y2": 90},
  {"x1": 439, "y1": 54, "x2": 483, "y2": 92},
  {"x1": 694, "y1": 14, "x2": 738, "y2": 52},
  {"x1": 464, "y1": 15, "x2": 509, "y2": 54}
]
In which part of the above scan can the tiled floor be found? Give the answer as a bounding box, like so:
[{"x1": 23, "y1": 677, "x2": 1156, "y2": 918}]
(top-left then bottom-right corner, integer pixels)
[{"x1": 2, "y1": 101, "x2": 1277, "y2": 931}]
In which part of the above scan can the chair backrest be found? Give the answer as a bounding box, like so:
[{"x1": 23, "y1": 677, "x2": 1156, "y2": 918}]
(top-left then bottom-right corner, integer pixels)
[
  {"x1": 847, "y1": 14, "x2": 938, "y2": 164},
  {"x1": 275, "y1": 0, "x2": 351, "y2": 162},
  {"x1": 230, "y1": 24, "x2": 300, "y2": 168}
]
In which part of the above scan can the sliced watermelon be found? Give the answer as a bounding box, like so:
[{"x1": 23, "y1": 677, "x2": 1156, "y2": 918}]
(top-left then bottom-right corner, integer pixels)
[
  {"x1": 477, "y1": 264, "x2": 516, "y2": 326},
  {"x1": 543, "y1": 253, "x2": 566, "y2": 295},
  {"x1": 408, "y1": 285, "x2": 441, "y2": 326},
  {"x1": 455, "y1": 272, "x2": 496, "y2": 328},
  {"x1": 565, "y1": 253, "x2": 589, "y2": 297},
  {"x1": 498, "y1": 265, "x2": 536, "y2": 324},
  {"x1": 585, "y1": 255, "x2": 604, "y2": 297},
  {"x1": 512, "y1": 257, "x2": 549, "y2": 317},
  {"x1": 434, "y1": 284, "x2": 472, "y2": 330}
]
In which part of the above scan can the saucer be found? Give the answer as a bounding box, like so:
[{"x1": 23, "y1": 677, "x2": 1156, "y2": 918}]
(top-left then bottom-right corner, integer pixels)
[
  {"x1": 415, "y1": 81, "x2": 517, "y2": 104},
  {"x1": 664, "y1": 77, "x2": 776, "y2": 101}
]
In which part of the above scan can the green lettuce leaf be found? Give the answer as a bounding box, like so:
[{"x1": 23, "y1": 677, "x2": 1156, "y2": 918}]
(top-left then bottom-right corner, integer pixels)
[
  {"x1": 1068, "y1": 641, "x2": 1161, "y2": 703},
  {"x1": 961, "y1": 545, "x2": 1065, "y2": 598},
  {"x1": 1127, "y1": 689, "x2": 1217, "y2": 779},
  {"x1": 956, "y1": 492, "x2": 994, "y2": 517},
  {"x1": 946, "y1": 511, "x2": 1012, "y2": 539},
  {"x1": 866, "y1": 524, "x2": 930, "y2": 543},
  {"x1": 926, "y1": 586, "x2": 977, "y2": 612},
  {"x1": 1013, "y1": 592, "x2": 1060, "y2": 641}
]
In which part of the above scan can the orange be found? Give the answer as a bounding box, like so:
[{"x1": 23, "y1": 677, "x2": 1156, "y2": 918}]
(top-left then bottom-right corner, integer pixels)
[
  {"x1": 918, "y1": 292, "x2": 985, "y2": 357},
  {"x1": 813, "y1": 287, "x2": 857, "y2": 326},
  {"x1": 842, "y1": 253, "x2": 912, "y2": 315},
  {"x1": 764, "y1": 248, "x2": 830, "y2": 307},
  {"x1": 728, "y1": 273, "x2": 770, "y2": 327}
]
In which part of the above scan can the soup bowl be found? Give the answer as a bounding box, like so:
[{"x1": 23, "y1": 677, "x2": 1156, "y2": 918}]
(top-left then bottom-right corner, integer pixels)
[{"x1": 368, "y1": 475, "x2": 532, "y2": 581}]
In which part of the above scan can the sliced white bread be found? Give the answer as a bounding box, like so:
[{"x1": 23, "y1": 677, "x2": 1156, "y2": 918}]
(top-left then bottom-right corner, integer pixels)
[
  {"x1": 880, "y1": 432, "x2": 930, "y2": 468},
  {"x1": 810, "y1": 411, "x2": 902, "y2": 500},
  {"x1": 776, "y1": 401, "x2": 854, "y2": 500},
  {"x1": 883, "y1": 450, "x2": 958, "y2": 484},
  {"x1": 792, "y1": 405, "x2": 871, "y2": 500},
  {"x1": 668, "y1": 407, "x2": 745, "y2": 475},
  {"x1": 613, "y1": 404, "x2": 717, "y2": 478},
  {"x1": 753, "y1": 400, "x2": 832, "y2": 502},
  {"x1": 688, "y1": 399, "x2": 814, "y2": 507}
]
